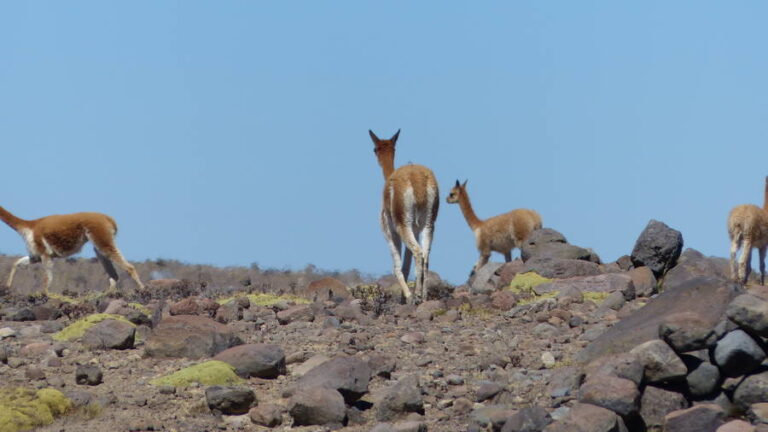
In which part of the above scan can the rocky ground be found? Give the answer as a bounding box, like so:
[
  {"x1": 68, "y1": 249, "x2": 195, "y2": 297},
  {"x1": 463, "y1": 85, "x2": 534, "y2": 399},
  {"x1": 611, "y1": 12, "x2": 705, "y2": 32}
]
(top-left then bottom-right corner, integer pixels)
[{"x1": 1, "y1": 220, "x2": 768, "y2": 431}]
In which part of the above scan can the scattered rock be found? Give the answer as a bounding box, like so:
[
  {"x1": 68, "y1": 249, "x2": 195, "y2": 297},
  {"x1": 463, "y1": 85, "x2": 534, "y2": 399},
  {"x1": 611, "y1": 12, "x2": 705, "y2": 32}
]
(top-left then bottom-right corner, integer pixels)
[
  {"x1": 659, "y1": 311, "x2": 717, "y2": 353},
  {"x1": 75, "y1": 364, "x2": 103, "y2": 386},
  {"x1": 249, "y1": 403, "x2": 285, "y2": 427},
  {"x1": 81, "y1": 319, "x2": 136, "y2": 350},
  {"x1": 213, "y1": 344, "x2": 286, "y2": 379},
  {"x1": 663, "y1": 404, "x2": 725, "y2": 432},
  {"x1": 289, "y1": 387, "x2": 346, "y2": 427},
  {"x1": 376, "y1": 374, "x2": 424, "y2": 421},
  {"x1": 639, "y1": 385, "x2": 689, "y2": 429},
  {"x1": 144, "y1": 315, "x2": 243, "y2": 359},
  {"x1": 714, "y1": 329, "x2": 766, "y2": 377},
  {"x1": 630, "y1": 339, "x2": 687, "y2": 384},
  {"x1": 293, "y1": 356, "x2": 371, "y2": 403},
  {"x1": 578, "y1": 375, "x2": 640, "y2": 416},
  {"x1": 543, "y1": 402, "x2": 627, "y2": 432},
  {"x1": 205, "y1": 386, "x2": 256, "y2": 415}
]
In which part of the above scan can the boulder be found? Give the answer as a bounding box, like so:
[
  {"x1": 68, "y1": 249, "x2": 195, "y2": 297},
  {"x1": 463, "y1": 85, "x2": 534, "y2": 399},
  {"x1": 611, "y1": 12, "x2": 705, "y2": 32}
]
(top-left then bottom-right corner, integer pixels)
[
  {"x1": 81, "y1": 319, "x2": 135, "y2": 350},
  {"x1": 469, "y1": 262, "x2": 504, "y2": 294},
  {"x1": 144, "y1": 315, "x2": 243, "y2": 359},
  {"x1": 543, "y1": 403, "x2": 628, "y2": 432},
  {"x1": 578, "y1": 375, "x2": 640, "y2": 416},
  {"x1": 289, "y1": 387, "x2": 346, "y2": 427},
  {"x1": 630, "y1": 339, "x2": 687, "y2": 384},
  {"x1": 534, "y1": 273, "x2": 635, "y2": 300},
  {"x1": 685, "y1": 358, "x2": 722, "y2": 398},
  {"x1": 500, "y1": 406, "x2": 552, "y2": 432},
  {"x1": 631, "y1": 219, "x2": 683, "y2": 277},
  {"x1": 376, "y1": 374, "x2": 424, "y2": 421},
  {"x1": 276, "y1": 305, "x2": 314, "y2": 325},
  {"x1": 727, "y1": 294, "x2": 768, "y2": 336},
  {"x1": 205, "y1": 386, "x2": 255, "y2": 415},
  {"x1": 468, "y1": 405, "x2": 516, "y2": 432},
  {"x1": 293, "y1": 356, "x2": 371, "y2": 403},
  {"x1": 663, "y1": 249, "x2": 729, "y2": 290},
  {"x1": 663, "y1": 404, "x2": 724, "y2": 432},
  {"x1": 577, "y1": 277, "x2": 737, "y2": 363},
  {"x1": 583, "y1": 353, "x2": 644, "y2": 385},
  {"x1": 249, "y1": 403, "x2": 284, "y2": 427},
  {"x1": 734, "y1": 370, "x2": 768, "y2": 410},
  {"x1": 639, "y1": 385, "x2": 689, "y2": 429},
  {"x1": 659, "y1": 311, "x2": 717, "y2": 353},
  {"x1": 169, "y1": 296, "x2": 219, "y2": 317},
  {"x1": 213, "y1": 344, "x2": 286, "y2": 379},
  {"x1": 714, "y1": 330, "x2": 766, "y2": 377},
  {"x1": 523, "y1": 257, "x2": 602, "y2": 279},
  {"x1": 628, "y1": 266, "x2": 657, "y2": 297},
  {"x1": 75, "y1": 364, "x2": 103, "y2": 386}
]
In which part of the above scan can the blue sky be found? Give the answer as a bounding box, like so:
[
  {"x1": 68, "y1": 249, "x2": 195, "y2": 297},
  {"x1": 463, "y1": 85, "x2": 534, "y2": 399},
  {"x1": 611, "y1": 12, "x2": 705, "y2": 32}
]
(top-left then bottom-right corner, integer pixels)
[{"x1": 1, "y1": 2, "x2": 766, "y2": 284}]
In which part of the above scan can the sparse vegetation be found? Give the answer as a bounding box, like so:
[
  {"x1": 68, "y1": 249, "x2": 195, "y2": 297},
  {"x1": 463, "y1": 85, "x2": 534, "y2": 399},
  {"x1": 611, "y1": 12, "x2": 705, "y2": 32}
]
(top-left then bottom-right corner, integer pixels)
[
  {"x1": 149, "y1": 361, "x2": 243, "y2": 388},
  {"x1": 52, "y1": 314, "x2": 135, "y2": 342},
  {"x1": 0, "y1": 387, "x2": 71, "y2": 432}
]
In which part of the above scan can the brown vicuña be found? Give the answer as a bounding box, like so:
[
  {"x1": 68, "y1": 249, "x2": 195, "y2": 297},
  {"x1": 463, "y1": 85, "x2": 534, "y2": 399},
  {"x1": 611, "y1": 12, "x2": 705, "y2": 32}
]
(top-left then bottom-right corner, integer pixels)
[
  {"x1": 728, "y1": 176, "x2": 768, "y2": 285},
  {"x1": 0, "y1": 206, "x2": 144, "y2": 293},
  {"x1": 369, "y1": 129, "x2": 439, "y2": 303},
  {"x1": 446, "y1": 180, "x2": 542, "y2": 274}
]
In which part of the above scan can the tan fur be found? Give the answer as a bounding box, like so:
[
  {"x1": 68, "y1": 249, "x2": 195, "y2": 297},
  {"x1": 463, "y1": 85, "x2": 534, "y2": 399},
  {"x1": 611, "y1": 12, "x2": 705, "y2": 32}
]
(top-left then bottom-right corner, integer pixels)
[
  {"x1": 0, "y1": 206, "x2": 144, "y2": 293},
  {"x1": 370, "y1": 130, "x2": 439, "y2": 303},
  {"x1": 728, "y1": 177, "x2": 768, "y2": 285},
  {"x1": 447, "y1": 180, "x2": 542, "y2": 273}
]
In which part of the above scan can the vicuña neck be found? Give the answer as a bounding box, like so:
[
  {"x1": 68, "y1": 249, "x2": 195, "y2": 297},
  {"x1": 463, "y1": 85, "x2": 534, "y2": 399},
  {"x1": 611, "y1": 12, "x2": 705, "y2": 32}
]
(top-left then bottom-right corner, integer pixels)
[
  {"x1": 377, "y1": 149, "x2": 396, "y2": 180},
  {"x1": 458, "y1": 193, "x2": 483, "y2": 231},
  {"x1": 0, "y1": 207, "x2": 29, "y2": 231}
]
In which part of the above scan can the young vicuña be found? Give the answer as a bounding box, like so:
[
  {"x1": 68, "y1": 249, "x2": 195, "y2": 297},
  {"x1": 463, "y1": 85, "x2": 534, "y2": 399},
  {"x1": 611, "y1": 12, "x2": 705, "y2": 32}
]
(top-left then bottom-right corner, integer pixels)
[
  {"x1": 0, "y1": 206, "x2": 144, "y2": 293},
  {"x1": 728, "y1": 176, "x2": 768, "y2": 285},
  {"x1": 369, "y1": 129, "x2": 439, "y2": 304},
  {"x1": 446, "y1": 180, "x2": 542, "y2": 274}
]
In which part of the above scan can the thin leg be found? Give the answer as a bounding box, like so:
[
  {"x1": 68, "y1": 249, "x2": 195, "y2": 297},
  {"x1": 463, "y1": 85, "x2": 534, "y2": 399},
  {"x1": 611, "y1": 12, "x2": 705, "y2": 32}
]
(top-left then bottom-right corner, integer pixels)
[
  {"x1": 106, "y1": 249, "x2": 144, "y2": 290},
  {"x1": 420, "y1": 224, "x2": 435, "y2": 300},
  {"x1": 381, "y1": 213, "x2": 411, "y2": 302},
  {"x1": 400, "y1": 227, "x2": 424, "y2": 305},
  {"x1": 739, "y1": 238, "x2": 753, "y2": 284},
  {"x1": 474, "y1": 252, "x2": 491, "y2": 275},
  {"x1": 94, "y1": 247, "x2": 119, "y2": 290},
  {"x1": 760, "y1": 247, "x2": 767, "y2": 286},
  {"x1": 504, "y1": 251, "x2": 512, "y2": 263},
  {"x1": 401, "y1": 247, "x2": 412, "y2": 282},
  {"x1": 41, "y1": 255, "x2": 54, "y2": 294},
  {"x1": 730, "y1": 236, "x2": 742, "y2": 282},
  {"x1": 7, "y1": 256, "x2": 31, "y2": 288}
]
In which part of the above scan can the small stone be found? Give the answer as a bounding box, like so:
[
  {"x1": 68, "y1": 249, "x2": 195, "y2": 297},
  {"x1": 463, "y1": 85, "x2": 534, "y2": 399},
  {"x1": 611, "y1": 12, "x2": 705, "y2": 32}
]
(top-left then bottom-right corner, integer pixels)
[
  {"x1": 447, "y1": 375, "x2": 464, "y2": 385},
  {"x1": 541, "y1": 352, "x2": 556, "y2": 369},
  {"x1": 75, "y1": 364, "x2": 103, "y2": 386},
  {"x1": 205, "y1": 386, "x2": 256, "y2": 415},
  {"x1": 249, "y1": 403, "x2": 284, "y2": 427},
  {"x1": 400, "y1": 332, "x2": 425, "y2": 344}
]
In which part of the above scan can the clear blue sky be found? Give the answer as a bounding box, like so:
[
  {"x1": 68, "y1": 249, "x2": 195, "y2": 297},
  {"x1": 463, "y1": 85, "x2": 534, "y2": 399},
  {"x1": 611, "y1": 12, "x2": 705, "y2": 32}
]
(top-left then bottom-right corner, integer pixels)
[{"x1": 1, "y1": 2, "x2": 767, "y2": 284}]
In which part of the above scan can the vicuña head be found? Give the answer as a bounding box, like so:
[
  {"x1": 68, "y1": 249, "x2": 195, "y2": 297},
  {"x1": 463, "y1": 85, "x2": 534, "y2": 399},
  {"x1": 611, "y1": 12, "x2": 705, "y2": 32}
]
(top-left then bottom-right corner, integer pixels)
[
  {"x1": 728, "y1": 176, "x2": 768, "y2": 285},
  {"x1": 447, "y1": 179, "x2": 542, "y2": 275},
  {"x1": 369, "y1": 129, "x2": 439, "y2": 304},
  {"x1": 0, "y1": 206, "x2": 145, "y2": 294}
]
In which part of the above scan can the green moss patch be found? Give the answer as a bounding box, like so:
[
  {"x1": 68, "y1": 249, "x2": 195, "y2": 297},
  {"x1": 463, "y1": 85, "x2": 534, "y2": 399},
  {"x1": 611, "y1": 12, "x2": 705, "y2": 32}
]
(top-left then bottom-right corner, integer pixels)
[
  {"x1": 52, "y1": 313, "x2": 135, "y2": 342},
  {"x1": 127, "y1": 302, "x2": 152, "y2": 316},
  {"x1": 149, "y1": 360, "x2": 244, "y2": 388},
  {"x1": 516, "y1": 291, "x2": 559, "y2": 306},
  {"x1": 0, "y1": 387, "x2": 71, "y2": 432},
  {"x1": 583, "y1": 291, "x2": 610, "y2": 304},
  {"x1": 217, "y1": 293, "x2": 310, "y2": 307},
  {"x1": 506, "y1": 272, "x2": 552, "y2": 295}
]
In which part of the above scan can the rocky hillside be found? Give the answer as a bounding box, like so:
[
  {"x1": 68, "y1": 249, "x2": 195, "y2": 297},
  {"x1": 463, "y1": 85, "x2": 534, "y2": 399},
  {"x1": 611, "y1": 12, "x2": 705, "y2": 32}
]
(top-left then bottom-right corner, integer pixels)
[{"x1": 1, "y1": 219, "x2": 767, "y2": 431}]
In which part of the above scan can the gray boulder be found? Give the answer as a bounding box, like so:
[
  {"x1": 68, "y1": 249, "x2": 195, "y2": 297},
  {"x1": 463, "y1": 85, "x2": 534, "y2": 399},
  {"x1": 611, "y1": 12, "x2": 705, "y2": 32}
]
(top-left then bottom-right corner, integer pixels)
[
  {"x1": 523, "y1": 258, "x2": 602, "y2": 279},
  {"x1": 630, "y1": 339, "x2": 687, "y2": 384},
  {"x1": 658, "y1": 312, "x2": 717, "y2": 353},
  {"x1": 734, "y1": 370, "x2": 768, "y2": 410},
  {"x1": 144, "y1": 315, "x2": 242, "y2": 359},
  {"x1": 500, "y1": 406, "x2": 552, "y2": 432},
  {"x1": 663, "y1": 249, "x2": 729, "y2": 290},
  {"x1": 578, "y1": 375, "x2": 640, "y2": 416},
  {"x1": 289, "y1": 387, "x2": 346, "y2": 427},
  {"x1": 639, "y1": 385, "x2": 689, "y2": 430},
  {"x1": 293, "y1": 356, "x2": 371, "y2": 403},
  {"x1": 583, "y1": 353, "x2": 644, "y2": 385},
  {"x1": 684, "y1": 357, "x2": 721, "y2": 399},
  {"x1": 205, "y1": 386, "x2": 255, "y2": 415},
  {"x1": 81, "y1": 319, "x2": 136, "y2": 350},
  {"x1": 376, "y1": 374, "x2": 424, "y2": 421},
  {"x1": 662, "y1": 404, "x2": 724, "y2": 432},
  {"x1": 543, "y1": 403, "x2": 628, "y2": 432},
  {"x1": 213, "y1": 344, "x2": 286, "y2": 379},
  {"x1": 727, "y1": 294, "x2": 768, "y2": 336},
  {"x1": 75, "y1": 364, "x2": 103, "y2": 386},
  {"x1": 714, "y1": 329, "x2": 766, "y2": 377},
  {"x1": 631, "y1": 220, "x2": 683, "y2": 277}
]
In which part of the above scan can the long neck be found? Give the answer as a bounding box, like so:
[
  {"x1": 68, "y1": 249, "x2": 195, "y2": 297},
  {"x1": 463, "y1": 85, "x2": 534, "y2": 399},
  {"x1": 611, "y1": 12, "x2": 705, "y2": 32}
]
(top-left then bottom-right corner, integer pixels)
[
  {"x1": 0, "y1": 207, "x2": 29, "y2": 231},
  {"x1": 764, "y1": 179, "x2": 768, "y2": 211},
  {"x1": 457, "y1": 192, "x2": 483, "y2": 231},
  {"x1": 376, "y1": 149, "x2": 396, "y2": 180}
]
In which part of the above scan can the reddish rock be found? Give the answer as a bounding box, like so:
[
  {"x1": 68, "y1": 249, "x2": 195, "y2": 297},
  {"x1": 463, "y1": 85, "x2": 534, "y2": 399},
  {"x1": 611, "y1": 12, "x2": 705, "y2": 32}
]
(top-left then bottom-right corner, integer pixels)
[
  {"x1": 663, "y1": 404, "x2": 724, "y2": 432},
  {"x1": 169, "y1": 296, "x2": 219, "y2": 317},
  {"x1": 490, "y1": 290, "x2": 517, "y2": 311},
  {"x1": 144, "y1": 315, "x2": 242, "y2": 359},
  {"x1": 303, "y1": 277, "x2": 351, "y2": 301},
  {"x1": 578, "y1": 375, "x2": 640, "y2": 416},
  {"x1": 628, "y1": 266, "x2": 656, "y2": 297},
  {"x1": 543, "y1": 402, "x2": 627, "y2": 432},
  {"x1": 276, "y1": 305, "x2": 314, "y2": 325},
  {"x1": 19, "y1": 342, "x2": 54, "y2": 359}
]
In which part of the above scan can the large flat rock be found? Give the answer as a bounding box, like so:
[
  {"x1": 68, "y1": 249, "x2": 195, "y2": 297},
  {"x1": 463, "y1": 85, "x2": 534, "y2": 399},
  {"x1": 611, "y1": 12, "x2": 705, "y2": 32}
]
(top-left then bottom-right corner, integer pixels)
[{"x1": 576, "y1": 277, "x2": 738, "y2": 364}]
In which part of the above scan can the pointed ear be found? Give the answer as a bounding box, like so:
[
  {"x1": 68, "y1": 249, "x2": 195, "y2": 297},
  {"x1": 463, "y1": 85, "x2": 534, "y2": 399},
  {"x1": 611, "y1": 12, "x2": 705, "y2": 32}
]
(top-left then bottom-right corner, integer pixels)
[
  {"x1": 454, "y1": 179, "x2": 460, "y2": 188},
  {"x1": 462, "y1": 179, "x2": 468, "y2": 188},
  {"x1": 391, "y1": 129, "x2": 401, "y2": 143},
  {"x1": 369, "y1": 130, "x2": 380, "y2": 143}
]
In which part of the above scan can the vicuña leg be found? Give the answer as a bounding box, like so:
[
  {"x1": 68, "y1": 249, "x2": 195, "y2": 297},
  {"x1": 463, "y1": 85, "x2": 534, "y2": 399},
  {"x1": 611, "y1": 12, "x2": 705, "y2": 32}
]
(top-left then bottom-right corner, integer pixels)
[
  {"x1": 420, "y1": 224, "x2": 435, "y2": 301},
  {"x1": 473, "y1": 252, "x2": 491, "y2": 275},
  {"x1": 382, "y1": 215, "x2": 412, "y2": 302},
  {"x1": 41, "y1": 255, "x2": 54, "y2": 294},
  {"x1": 401, "y1": 227, "x2": 424, "y2": 304},
  {"x1": 504, "y1": 251, "x2": 512, "y2": 263},
  {"x1": 760, "y1": 247, "x2": 767, "y2": 286},
  {"x1": 88, "y1": 229, "x2": 144, "y2": 290},
  {"x1": 7, "y1": 256, "x2": 30, "y2": 288},
  {"x1": 738, "y1": 237, "x2": 754, "y2": 284},
  {"x1": 402, "y1": 247, "x2": 413, "y2": 282},
  {"x1": 730, "y1": 235, "x2": 742, "y2": 282}
]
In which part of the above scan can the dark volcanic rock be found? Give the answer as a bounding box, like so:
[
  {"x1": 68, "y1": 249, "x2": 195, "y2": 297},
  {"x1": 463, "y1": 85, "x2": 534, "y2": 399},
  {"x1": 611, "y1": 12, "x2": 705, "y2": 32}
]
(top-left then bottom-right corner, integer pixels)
[
  {"x1": 577, "y1": 277, "x2": 737, "y2": 364},
  {"x1": 75, "y1": 364, "x2": 103, "y2": 386},
  {"x1": 583, "y1": 353, "x2": 644, "y2": 385},
  {"x1": 289, "y1": 387, "x2": 346, "y2": 427},
  {"x1": 663, "y1": 249, "x2": 729, "y2": 290},
  {"x1": 658, "y1": 311, "x2": 717, "y2": 353},
  {"x1": 81, "y1": 319, "x2": 136, "y2": 350},
  {"x1": 578, "y1": 375, "x2": 640, "y2": 416},
  {"x1": 714, "y1": 329, "x2": 766, "y2": 377},
  {"x1": 631, "y1": 219, "x2": 683, "y2": 277},
  {"x1": 501, "y1": 406, "x2": 552, "y2": 432},
  {"x1": 293, "y1": 356, "x2": 371, "y2": 403},
  {"x1": 144, "y1": 315, "x2": 243, "y2": 359},
  {"x1": 662, "y1": 404, "x2": 724, "y2": 432},
  {"x1": 630, "y1": 339, "x2": 687, "y2": 384},
  {"x1": 213, "y1": 343, "x2": 286, "y2": 379},
  {"x1": 734, "y1": 370, "x2": 768, "y2": 410},
  {"x1": 685, "y1": 358, "x2": 721, "y2": 398},
  {"x1": 205, "y1": 386, "x2": 255, "y2": 415},
  {"x1": 376, "y1": 374, "x2": 424, "y2": 421},
  {"x1": 523, "y1": 258, "x2": 602, "y2": 279},
  {"x1": 639, "y1": 385, "x2": 689, "y2": 430},
  {"x1": 543, "y1": 403, "x2": 627, "y2": 432},
  {"x1": 727, "y1": 294, "x2": 768, "y2": 336}
]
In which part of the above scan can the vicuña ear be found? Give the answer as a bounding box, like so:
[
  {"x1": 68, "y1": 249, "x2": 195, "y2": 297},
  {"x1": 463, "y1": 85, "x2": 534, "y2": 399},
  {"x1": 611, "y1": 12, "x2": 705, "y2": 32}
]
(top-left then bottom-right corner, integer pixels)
[
  {"x1": 369, "y1": 130, "x2": 380, "y2": 143},
  {"x1": 462, "y1": 179, "x2": 468, "y2": 188},
  {"x1": 391, "y1": 129, "x2": 401, "y2": 143},
  {"x1": 454, "y1": 179, "x2": 461, "y2": 188}
]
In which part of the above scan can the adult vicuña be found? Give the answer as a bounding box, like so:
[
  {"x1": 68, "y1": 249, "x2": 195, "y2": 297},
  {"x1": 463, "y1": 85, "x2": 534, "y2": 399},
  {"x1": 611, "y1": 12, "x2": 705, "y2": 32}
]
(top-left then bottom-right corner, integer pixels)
[
  {"x1": 369, "y1": 129, "x2": 439, "y2": 304},
  {"x1": 0, "y1": 206, "x2": 145, "y2": 293},
  {"x1": 728, "y1": 176, "x2": 768, "y2": 285},
  {"x1": 446, "y1": 180, "x2": 542, "y2": 274}
]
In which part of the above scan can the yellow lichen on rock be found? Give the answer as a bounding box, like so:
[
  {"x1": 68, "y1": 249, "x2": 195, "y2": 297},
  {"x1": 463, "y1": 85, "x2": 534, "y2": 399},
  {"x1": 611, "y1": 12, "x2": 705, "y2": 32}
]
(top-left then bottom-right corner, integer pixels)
[
  {"x1": 149, "y1": 360, "x2": 244, "y2": 388},
  {"x1": 0, "y1": 387, "x2": 70, "y2": 432},
  {"x1": 127, "y1": 302, "x2": 152, "y2": 316},
  {"x1": 52, "y1": 313, "x2": 135, "y2": 342},
  {"x1": 583, "y1": 291, "x2": 610, "y2": 304},
  {"x1": 216, "y1": 292, "x2": 310, "y2": 307},
  {"x1": 506, "y1": 272, "x2": 552, "y2": 295},
  {"x1": 47, "y1": 291, "x2": 106, "y2": 305}
]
